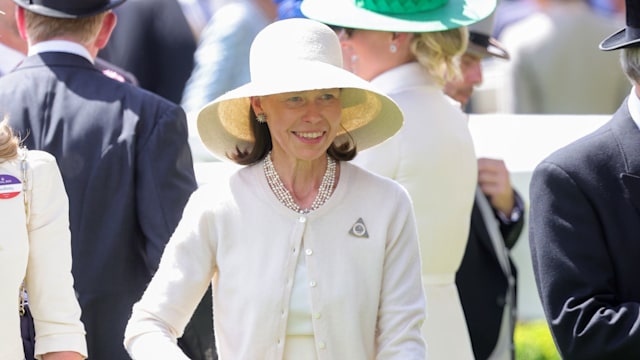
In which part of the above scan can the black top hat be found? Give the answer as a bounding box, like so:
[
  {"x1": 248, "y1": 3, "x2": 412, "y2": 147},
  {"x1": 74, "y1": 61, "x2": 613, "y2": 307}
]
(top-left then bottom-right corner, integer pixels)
[
  {"x1": 13, "y1": 0, "x2": 126, "y2": 19},
  {"x1": 467, "y1": 31, "x2": 510, "y2": 60},
  {"x1": 600, "y1": 0, "x2": 640, "y2": 51}
]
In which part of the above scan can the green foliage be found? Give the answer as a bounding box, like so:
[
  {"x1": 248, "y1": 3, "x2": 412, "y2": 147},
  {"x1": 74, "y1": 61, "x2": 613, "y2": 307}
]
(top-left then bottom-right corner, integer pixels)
[{"x1": 514, "y1": 320, "x2": 561, "y2": 360}]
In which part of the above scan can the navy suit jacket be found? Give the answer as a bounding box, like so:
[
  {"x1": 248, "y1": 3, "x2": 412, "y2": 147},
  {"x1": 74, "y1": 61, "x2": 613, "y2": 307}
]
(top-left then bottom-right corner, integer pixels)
[
  {"x1": 456, "y1": 195, "x2": 522, "y2": 360},
  {"x1": 529, "y1": 99, "x2": 640, "y2": 359},
  {"x1": 0, "y1": 52, "x2": 197, "y2": 359}
]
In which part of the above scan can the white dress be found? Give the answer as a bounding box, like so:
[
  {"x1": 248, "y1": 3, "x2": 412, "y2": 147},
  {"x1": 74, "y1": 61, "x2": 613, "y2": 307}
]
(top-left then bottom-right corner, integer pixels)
[{"x1": 353, "y1": 62, "x2": 477, "y2": 359}]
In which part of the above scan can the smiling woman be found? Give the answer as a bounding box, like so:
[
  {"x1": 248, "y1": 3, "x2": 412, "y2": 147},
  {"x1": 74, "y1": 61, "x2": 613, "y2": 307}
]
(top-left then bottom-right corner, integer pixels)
[
  {"x1": 250, "y1": 89, "x2": 343, "y2": 168},
  {"x1": 124, "y1": 18, "x2": 427, "y2": 360}
]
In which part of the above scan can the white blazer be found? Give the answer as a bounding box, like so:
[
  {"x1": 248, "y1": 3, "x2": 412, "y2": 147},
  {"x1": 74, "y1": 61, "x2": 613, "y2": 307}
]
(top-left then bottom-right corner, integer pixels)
[
  {"x1": 0, "y1": 150, "x2": 87, "y2": 359},
  {"x1": 353, "y1": 62, "x2": 478, "y2": 359}
]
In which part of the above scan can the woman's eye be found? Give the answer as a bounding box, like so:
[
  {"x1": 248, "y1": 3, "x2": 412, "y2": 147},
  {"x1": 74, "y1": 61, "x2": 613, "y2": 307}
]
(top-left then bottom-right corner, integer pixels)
[
  {"x1": 320, "y1": 93, "x2": 337, "y2": 101},
  {"x1": 286, "y1": 96, "x2": 304, "y2": 104}
]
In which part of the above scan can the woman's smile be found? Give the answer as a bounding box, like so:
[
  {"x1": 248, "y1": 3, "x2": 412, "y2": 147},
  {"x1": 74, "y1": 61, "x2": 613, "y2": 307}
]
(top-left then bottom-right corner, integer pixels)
[{"x1": 293, "y1": 130, "x2": 326, "y2": 141}]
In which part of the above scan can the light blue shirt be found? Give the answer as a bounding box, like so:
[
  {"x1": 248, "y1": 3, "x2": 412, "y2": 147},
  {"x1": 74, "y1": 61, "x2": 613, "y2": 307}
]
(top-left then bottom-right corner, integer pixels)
[{"x1": 180, "y1": 1, "x2": 272, "y2": 115}]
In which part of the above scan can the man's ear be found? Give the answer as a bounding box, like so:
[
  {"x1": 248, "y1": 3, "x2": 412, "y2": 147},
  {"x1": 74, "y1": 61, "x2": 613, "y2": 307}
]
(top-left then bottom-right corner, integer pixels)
[
  {"x1": 16, "y1": 7, "x2": 27, "y2": 41},
  {"x1": 95, "y1": 11, "x2": 117, "y2": 50}
]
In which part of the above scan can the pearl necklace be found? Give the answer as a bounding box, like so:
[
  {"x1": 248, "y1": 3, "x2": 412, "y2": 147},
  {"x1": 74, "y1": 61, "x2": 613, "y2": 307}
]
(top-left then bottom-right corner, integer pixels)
[{"x1": 263, "y1": 152, "x2": 336, "y2": 214}]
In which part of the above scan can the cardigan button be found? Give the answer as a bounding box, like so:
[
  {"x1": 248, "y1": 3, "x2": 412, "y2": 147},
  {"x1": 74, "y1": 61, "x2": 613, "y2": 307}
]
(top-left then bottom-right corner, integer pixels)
[
  {"x1": 298, "y1": 216, "x2": 306, "y2": 223},
  {"x1": 305, "y1": 249, "x2": 313, "y2": 256},
  {"x1": 318, "y1": 341, "x2": 326, "y2": 349},
  {"x1": 309, "y1": 281, "x2": 317, "y2": 287}
]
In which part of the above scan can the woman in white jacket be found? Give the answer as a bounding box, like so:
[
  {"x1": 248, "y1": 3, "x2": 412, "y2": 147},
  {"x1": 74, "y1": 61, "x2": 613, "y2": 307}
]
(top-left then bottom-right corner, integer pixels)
[
  {"x1": 302, "y1": 0, "x2": 496, "y2": 358},
  {"x1": 124, "y1": 18, "x2": 426, "y2": 359},
  {"x1": 0, "y1": 119, "x2": 87, "y2": 360}
]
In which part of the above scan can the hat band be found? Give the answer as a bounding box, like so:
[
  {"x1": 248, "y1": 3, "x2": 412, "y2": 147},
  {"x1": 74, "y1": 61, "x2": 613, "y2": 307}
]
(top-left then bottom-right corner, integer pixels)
[
  {"x1": 627, "y1": 26, "x2": 640, "y2": 43},
  {"x1": 24, "y1": 0, "x2": 111, "y2": 14},
  {"x1": 469, "y1": 31, "x2": 490, "y2": 48},
  {"x1": 356, "y1": 0, "x2": 447, "y2": 15}
]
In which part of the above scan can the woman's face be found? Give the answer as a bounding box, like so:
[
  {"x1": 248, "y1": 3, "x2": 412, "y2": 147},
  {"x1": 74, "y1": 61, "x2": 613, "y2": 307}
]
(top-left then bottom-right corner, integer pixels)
[{"x1": 252, "y1": 89, "x2": 342, "y2": 163}]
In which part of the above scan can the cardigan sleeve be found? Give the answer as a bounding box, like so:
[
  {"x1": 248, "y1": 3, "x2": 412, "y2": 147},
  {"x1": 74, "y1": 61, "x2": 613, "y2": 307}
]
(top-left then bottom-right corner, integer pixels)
[
  {"x1": 376, "y1": 186, "x2": 427, "y2": 359},
  {"x1": 24, "y1": 151, "x2": 88, "y2": 359},
  {"x1": 125, "y1": 186, "x2": 217, "y2": 359}
]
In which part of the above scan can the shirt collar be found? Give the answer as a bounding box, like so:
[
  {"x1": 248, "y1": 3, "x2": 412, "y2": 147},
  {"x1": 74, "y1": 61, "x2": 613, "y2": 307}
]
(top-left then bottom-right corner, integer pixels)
[
  {"x1": 28, "y1": 40, "x2": 94, "y2": 64},
  {"x1": 626, "y1": 86, "x2": 640, "y2": 131}
]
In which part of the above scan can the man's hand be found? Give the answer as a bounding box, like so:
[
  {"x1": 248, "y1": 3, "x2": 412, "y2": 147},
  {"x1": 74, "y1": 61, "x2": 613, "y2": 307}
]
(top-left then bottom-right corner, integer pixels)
[{"x1": 477, "y1": 157, "x2": 515, "y2": 217}]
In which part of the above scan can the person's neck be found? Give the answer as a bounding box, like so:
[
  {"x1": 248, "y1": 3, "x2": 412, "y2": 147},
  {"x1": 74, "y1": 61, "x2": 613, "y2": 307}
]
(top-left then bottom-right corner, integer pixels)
[{"x1": 269, "y1": 150, "x2": 328, "y2": 208}]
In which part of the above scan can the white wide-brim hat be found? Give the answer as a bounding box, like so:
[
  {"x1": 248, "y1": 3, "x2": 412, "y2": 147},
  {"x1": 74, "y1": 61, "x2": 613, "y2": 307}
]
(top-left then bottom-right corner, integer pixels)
[
  {"x1": 197, "y1": 18, "x2": 404, "y2": 161},
  {"x1": 301, "y1": 0, "x2": 496, "y2": 33}
]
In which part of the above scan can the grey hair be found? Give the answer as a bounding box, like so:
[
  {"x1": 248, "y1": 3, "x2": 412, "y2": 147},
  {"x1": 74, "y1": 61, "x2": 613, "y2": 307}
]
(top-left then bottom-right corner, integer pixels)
[{"x1": 620, "y1": 47, "x2": 640, "y2": 86}]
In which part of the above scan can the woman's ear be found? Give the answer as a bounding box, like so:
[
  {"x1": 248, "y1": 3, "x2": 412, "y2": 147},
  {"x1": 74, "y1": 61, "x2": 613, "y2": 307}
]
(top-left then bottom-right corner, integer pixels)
[
  {"x1": 393, "y1": 32, "x2": 412, "y2": 46},
  {"x1": 250, "y1": 96, "x2": 263, "y2": 114}
]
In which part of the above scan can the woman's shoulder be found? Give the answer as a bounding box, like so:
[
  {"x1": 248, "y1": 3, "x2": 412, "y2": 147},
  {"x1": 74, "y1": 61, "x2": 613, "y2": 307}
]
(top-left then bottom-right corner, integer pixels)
[
  {"x1": 190, "y1": 163, "x2": 253, "y2": 205},
  {"x1": 343, "y1": 161, "x2": 408, "y2": 195},
  {"x1": 23, "y1": 149, "x2": 60, "y2": 173},
  {"x1": 25, "y1": 149, "x2": 55, "y2": 162}
]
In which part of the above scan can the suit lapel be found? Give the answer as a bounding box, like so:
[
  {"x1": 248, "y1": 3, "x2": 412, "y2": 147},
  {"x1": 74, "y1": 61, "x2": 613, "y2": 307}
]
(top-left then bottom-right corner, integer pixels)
[
  {"x1": 621, "y1": 173, "x2": 640, "y2": 210},
  {"x1": 611, "y1": 101, "x2": 640, "y2": 212}
]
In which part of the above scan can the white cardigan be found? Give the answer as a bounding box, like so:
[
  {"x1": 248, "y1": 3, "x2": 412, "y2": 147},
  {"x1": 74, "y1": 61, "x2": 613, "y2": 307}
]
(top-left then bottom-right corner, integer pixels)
[
  {"x1": 125, "y1": 161, "x2": 426, "y2": 359},
  {"x1": 353, "y1": 63, "x2": 478, "y2": 359},
  {"x1": 0, "y1": 150, "x2": 87, "y2": 359}
]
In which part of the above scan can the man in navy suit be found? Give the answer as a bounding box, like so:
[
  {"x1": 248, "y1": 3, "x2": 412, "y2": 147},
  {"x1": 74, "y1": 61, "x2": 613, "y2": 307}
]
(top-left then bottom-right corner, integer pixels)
[
  {"x1": 529, "y1": 0, "x2": 640, "y2": 358},
  {"x1": 0, "y1": 1, "x2": 200, "y2": 359}
]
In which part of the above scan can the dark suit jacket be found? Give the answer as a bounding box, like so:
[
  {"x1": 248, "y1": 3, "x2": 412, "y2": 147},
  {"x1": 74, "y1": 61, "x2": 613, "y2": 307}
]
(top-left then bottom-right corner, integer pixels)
[
  {"x1": 529, "y1": 99, "x2": 640, "y2": 360},
  {"x1": 98, "y1": 0, "x2": 196, "y2": 103},
  {"x1": 95, "y1": 57, "x2": 139, "y2": 85},
  {"x1": 456, "y1": 194, "x2": 523, "y2": 360},
  {"x1": 0, "y1": 52, "x2": 197, "y2": 360}
]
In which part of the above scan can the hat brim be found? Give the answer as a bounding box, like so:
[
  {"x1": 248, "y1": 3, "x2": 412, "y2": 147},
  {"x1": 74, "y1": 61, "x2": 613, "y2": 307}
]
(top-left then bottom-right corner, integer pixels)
[
  {"x1": 600, "y1": 27, "x2": 640, "y2": 51},
  {"x1": 301, "y1": 0, "x2": 496, "y2": 32},
  {"x1": 197, "y1": 62, "x2": 403, "y2": 161},
  {"x1": 467, "y1": 38, "x2": 509, "y2": 60},
  {"x1": 13, "y1": 0, "x2": 126, "y2": 18}
]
